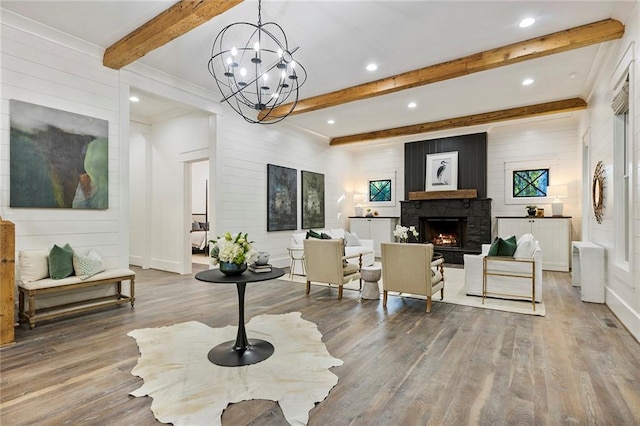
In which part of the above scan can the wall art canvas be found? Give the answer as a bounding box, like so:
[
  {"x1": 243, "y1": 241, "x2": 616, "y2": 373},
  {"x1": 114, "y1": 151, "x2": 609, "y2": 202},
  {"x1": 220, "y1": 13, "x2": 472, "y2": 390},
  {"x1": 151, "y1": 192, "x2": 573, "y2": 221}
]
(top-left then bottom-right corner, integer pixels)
[
  {"x1": 301, "y1": 170, "x2": 325, "y2": 229},
  {"x1": 267, "y1": 164, "x2": 297, "y2": 231},
  {"x1": 10, "y1": 100, "x2": 109, "y2": 209},
  {"x1": 426, "y1": 151, "x2": 458, "y2": 191}
]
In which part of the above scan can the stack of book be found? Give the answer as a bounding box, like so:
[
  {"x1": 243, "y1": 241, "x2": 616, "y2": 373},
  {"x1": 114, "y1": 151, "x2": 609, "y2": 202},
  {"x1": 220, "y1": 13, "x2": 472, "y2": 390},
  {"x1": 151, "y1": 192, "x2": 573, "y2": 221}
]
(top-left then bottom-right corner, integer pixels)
[{"x1": 248, "y1": 262, "x2": 272, "y2": 273}]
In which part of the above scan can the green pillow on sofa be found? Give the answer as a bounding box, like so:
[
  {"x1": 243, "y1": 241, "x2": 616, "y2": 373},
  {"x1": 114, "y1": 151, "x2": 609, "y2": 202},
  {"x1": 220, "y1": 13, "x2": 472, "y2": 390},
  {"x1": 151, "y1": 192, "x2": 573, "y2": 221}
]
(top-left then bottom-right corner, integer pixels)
[
  {"x1": 306, "y1": 230, "x2": 322, "y2": 239},
  {"x1": 487, "y1": 235, "x2": 517, "y2": 257},
  {"x1": 48, "y1": 243, "x2": 75, "y2": 279}
]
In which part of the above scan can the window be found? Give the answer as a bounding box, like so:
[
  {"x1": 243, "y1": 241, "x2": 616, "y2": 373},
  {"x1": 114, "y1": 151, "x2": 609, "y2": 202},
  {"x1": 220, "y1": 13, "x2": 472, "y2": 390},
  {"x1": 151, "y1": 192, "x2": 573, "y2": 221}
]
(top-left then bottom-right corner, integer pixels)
[
  {"x1": 369, "y1": 179, "x2": 391, "y2": 202},
  {"x1": 513, "y1": 169, "x2": 549, "y2": 198},
  {"x1": 612, "y1": 75, "x2": 630, "y2": 264}
]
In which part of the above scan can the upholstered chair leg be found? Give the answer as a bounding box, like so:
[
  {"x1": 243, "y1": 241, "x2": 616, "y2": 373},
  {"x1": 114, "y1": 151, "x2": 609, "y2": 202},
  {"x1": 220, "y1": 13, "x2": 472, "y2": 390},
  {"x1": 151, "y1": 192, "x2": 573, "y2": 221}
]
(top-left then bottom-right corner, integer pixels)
[
  {"x1": 338, "y1": 285, "x2": 343, "y2": 300},
  {"x1": 441, "y1": 287, "x2": 444, "y2": 300},
  {"x1": 306, "y1": 281, "x2": 311, "y2": 295},
  {"x1": 383, "y1": 290, "x2": 388, "y2": 307},
  {"x1": 426, "y1": 296, "x2": 432, "y2": 313},
  {"x1": 359, "y1": 277, "x2": 362, "y2": 291}
]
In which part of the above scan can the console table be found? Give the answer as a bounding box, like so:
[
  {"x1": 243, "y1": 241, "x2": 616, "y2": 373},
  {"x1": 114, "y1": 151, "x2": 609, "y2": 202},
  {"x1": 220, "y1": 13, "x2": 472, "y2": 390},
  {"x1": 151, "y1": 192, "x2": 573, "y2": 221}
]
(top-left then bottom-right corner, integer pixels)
[
  {"x1": 571, "y1": 241, "x2": 605, "y2": 303},
  {"x1": 195, "y1": 267, "x2": 284, "y2": 367}
]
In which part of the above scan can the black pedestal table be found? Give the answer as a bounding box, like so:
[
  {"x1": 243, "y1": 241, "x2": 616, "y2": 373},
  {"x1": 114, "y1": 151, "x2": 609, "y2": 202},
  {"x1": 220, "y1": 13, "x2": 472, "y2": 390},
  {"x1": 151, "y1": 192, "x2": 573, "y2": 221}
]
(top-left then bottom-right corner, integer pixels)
[{"x1": 195, "y1": 267, "x2": 284, "y2": 367}]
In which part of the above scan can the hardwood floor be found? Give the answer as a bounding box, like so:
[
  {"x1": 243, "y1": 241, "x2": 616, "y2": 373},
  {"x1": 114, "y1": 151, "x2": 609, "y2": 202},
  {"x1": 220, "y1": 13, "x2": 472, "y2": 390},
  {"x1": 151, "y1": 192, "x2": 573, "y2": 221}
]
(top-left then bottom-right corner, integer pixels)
[{"x1": 1, "y1": 265, "x2": 639, "y2": 425}]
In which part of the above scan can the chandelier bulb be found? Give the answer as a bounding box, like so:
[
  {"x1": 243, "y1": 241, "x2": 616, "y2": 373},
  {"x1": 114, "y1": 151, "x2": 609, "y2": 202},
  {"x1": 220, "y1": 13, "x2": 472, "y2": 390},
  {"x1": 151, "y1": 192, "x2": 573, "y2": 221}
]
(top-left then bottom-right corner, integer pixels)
[
  {"x1": 291, "y1": 61, "x2": 296, "y2": 69},
  {"x1": 253, "y1": 41, "x2": 260, "y2": 51},
  {"x1": 262, "y1": 74, "x2": 269, "y2": 82},
  {"x1": 277, "y1": 48, "x2": 283, "y2": 57},
  {"x1": 231, "y1": 47, "x2": 238, "y2": 56},
  {"x1": 240, "y1": 68, "x2": 247, "y2": 77}
]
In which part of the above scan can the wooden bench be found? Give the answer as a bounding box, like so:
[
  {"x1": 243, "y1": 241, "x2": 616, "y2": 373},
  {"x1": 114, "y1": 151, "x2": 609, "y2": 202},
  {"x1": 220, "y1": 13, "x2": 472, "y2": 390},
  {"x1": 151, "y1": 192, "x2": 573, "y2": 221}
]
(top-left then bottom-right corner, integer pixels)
[{"x1": 18, "y1": 269, "x2": 135, "y2": 329}]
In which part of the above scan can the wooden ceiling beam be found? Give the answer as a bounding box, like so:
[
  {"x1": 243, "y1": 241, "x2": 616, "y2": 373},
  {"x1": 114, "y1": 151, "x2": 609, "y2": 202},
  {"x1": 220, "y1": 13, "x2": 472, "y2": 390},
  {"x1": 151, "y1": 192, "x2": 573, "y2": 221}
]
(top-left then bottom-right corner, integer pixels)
[
  {"x1": 259, "y1": 18, "x2": 622, "y2": 121},
  {"x1": 103, "y1": 0, "x2": 243, "y2": 70},
  {"x1": 329, "y1": 98, "x2": 587, "y2": 146}
]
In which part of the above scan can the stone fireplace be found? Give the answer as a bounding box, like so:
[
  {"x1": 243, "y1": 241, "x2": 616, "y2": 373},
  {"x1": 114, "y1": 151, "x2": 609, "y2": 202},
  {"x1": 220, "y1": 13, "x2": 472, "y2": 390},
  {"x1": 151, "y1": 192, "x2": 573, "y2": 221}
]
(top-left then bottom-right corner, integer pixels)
[{"x1": 401, "y1": 198, "x2": 492, "y2": 264}]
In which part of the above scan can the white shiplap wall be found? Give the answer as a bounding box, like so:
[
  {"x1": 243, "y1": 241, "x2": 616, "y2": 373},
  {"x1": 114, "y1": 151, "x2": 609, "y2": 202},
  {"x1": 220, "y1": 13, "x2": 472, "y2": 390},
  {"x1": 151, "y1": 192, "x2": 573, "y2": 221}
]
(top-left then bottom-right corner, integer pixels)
[
  {"x1": 0, "y1": 11, "x2": 125, "y2": 270},
  {"x1": 581, "y1": 1, "x2": 640, "y2": 341},
  {"x1": 487, "y1": 117, "x2": 582, "y2": 240},
  {"x1": 215, "y1": 114, "x2": 355, "y2": 269},
  {"x1": 128, "y1": 109, "x2": 355, "y2": 274}
]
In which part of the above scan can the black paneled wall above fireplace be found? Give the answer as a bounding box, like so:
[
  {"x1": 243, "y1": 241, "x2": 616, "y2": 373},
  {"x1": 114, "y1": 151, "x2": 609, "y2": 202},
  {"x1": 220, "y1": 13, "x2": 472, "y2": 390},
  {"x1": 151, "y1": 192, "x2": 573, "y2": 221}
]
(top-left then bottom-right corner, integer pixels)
[{"x1": 404, "y1": 132, "x2": 487, "y2": 199}]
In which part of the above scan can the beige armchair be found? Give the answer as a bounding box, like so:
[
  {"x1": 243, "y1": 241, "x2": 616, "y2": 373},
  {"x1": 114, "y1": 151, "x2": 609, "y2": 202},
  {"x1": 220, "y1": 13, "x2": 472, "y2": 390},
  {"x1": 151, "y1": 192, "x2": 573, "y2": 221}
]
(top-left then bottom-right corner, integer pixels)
[
  {"x1": 381, "y1": 242, "x2": 445, "y2": 313},
  {"x1": 303, "y1": 238, "x2": 363, "y2": 299}
]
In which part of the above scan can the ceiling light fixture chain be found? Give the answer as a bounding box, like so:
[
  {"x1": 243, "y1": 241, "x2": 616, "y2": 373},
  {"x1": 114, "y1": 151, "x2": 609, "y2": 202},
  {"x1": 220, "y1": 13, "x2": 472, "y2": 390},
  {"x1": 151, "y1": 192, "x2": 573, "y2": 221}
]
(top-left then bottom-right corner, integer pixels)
[{"x1": 208, "y1": 0, "x2": 307, "y2": 124}]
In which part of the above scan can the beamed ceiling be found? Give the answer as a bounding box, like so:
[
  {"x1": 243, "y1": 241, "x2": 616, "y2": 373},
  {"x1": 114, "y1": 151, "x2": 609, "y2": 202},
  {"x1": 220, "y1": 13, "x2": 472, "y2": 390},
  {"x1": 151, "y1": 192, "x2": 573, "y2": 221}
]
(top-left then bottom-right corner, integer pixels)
[{"x1": 1, "y1": 1, "x2": 633, "y2": 145}]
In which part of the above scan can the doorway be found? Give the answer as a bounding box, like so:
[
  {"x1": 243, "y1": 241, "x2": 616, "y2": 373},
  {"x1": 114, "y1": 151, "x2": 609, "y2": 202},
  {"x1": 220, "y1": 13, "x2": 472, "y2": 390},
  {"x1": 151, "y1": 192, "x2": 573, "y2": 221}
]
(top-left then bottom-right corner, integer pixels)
[{"x1": 190, "y1": 160, "x2": 210, "y2": 266}]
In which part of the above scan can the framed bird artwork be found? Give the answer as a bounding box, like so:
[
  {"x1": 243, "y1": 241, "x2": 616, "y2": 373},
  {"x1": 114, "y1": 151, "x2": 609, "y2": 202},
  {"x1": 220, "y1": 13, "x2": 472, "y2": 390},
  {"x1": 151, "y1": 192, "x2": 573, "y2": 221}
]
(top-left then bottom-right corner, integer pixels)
[{"x1": 426, "y1": 151, "x2": 458, "y2": 191}]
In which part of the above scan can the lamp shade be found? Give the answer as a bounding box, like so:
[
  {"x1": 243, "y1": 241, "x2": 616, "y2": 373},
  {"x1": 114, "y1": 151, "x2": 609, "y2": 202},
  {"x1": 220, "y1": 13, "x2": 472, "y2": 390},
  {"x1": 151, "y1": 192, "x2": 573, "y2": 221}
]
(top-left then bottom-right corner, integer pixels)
[{"x1": 547, "y1": 185, "x2": 568, "y2": 198}]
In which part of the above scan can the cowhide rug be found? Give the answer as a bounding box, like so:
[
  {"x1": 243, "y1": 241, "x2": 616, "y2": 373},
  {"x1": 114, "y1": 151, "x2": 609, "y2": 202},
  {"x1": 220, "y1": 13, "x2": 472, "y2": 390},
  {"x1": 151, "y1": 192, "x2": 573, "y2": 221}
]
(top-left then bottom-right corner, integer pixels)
[{"x1": 128, "y1": 312, "x2": 342, "y2": 425}]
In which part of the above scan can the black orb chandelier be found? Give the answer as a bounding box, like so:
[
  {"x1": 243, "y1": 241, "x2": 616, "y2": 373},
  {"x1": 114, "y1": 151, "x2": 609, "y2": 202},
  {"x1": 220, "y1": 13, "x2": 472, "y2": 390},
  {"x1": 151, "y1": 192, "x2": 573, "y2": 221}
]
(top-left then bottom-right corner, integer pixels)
[{"x1": 208, "y1": 0, "x2": 307, "y2": 124}]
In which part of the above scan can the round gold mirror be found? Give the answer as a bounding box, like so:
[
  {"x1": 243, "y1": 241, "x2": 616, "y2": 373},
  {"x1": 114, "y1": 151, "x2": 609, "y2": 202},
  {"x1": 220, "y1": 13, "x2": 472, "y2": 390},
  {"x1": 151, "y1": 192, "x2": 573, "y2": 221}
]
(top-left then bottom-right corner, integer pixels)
[{"x1": 592, "y1": 161, "x2": 605, "y2": 224}]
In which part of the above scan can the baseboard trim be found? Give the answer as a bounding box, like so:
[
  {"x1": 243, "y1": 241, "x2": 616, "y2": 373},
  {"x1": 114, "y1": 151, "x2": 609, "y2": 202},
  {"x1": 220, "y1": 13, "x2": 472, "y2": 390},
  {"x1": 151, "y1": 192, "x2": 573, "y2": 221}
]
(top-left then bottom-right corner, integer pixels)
[{"x1": 606, "y1": 286, "x2": 640, "y2": 343}]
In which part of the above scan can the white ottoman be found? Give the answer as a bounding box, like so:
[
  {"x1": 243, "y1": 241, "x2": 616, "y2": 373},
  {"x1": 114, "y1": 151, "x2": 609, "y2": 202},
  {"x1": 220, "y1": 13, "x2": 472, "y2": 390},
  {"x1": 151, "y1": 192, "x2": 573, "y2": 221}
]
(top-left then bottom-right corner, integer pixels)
[{"x1": 360, "y1": 266, "x2": 381, "y2": 300}]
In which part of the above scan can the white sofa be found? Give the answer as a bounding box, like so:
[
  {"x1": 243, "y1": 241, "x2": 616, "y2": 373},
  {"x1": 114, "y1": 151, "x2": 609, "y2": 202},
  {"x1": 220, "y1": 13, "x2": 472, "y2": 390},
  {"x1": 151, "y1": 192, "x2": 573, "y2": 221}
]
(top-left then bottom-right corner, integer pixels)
[
  {"x1": 463, "y1": 233, "x2": 543, "y2": 302},
  {"x1": 290, "y1": 229, "x2": 375, "y2": 275}
]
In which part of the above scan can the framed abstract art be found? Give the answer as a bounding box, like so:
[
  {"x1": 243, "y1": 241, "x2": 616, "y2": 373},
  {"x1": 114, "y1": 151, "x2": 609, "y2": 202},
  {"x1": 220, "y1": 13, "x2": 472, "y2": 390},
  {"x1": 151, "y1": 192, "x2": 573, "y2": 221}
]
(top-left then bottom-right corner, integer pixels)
[
  {"x1": 9, "y1": 99, "x2": 109, "y2": 209},
  {"x1": 301, "y1": 170, "x2": 324, "y2": 229},
  {"x1": 267, "y1": 164, "x2": 297, "y2": 231}
]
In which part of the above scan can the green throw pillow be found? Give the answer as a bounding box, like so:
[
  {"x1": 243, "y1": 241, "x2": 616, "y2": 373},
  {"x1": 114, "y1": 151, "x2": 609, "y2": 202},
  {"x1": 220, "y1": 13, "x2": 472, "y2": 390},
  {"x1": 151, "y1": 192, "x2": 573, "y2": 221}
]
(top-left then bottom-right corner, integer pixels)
[
  {"x1": 487, "y1": 236, "x2": 517, "y2": 257},
  {"x1": 487, "y1": 237, "x2": 500, "y2": 256},
  {"x1": 498, "y1": 235, "x2": 517, "y2": 256},
  {"x1": 306, "y1": 230, "x2": 322, "y2": 239},
  {"x1": 48, "y1": 244, "x2": 75, "y2": 279}
]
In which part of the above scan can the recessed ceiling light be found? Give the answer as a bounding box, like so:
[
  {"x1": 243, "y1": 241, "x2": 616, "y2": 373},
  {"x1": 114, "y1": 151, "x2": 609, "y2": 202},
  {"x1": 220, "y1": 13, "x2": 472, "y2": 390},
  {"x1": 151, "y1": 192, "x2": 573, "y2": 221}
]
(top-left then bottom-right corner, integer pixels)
[
  {"x1": 366, "y1": 63, "x2": 378, "y2": 72},
  {"x1": 522, "y1": 78, "x2": 534, "y2": 86},
  {"x1": 327, "y1": 119, "x2": 335, "y2": 124},
  {"x1": 519, "y1": 17, "x2": 535, "y2": 28},
  {"x1": 408, "y1": 102, "x2": 417, "y2": 108},
  {"x1": 129, "y1": 95, "x2": 140, "y2": 102}
]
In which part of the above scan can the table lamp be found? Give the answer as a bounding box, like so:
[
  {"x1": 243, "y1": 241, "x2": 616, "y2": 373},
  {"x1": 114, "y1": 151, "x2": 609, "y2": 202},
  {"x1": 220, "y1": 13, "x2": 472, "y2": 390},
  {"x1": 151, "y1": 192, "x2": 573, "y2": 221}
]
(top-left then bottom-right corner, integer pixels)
[
  {"x1": 353, "y1": 193, "x2": 366, "y2": 217},
  {"x1": 547, "y1": 185, "x2": 568, "y2": 217}
]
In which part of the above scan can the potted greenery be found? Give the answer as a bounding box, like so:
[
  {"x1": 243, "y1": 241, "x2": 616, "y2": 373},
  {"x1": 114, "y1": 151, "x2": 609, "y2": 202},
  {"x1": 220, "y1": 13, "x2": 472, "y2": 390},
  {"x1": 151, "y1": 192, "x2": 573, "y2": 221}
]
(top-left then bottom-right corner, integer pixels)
[{"x1": 526, "y1": 205, "x2": 537, "y2": 217}]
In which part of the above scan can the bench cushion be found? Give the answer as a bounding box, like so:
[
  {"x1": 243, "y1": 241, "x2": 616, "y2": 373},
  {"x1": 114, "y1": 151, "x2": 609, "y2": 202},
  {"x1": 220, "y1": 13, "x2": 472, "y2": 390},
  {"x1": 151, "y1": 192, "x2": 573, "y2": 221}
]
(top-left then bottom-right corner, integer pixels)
[{"x1": 20, "y1": 268, "x2": 135, "y2": 291}]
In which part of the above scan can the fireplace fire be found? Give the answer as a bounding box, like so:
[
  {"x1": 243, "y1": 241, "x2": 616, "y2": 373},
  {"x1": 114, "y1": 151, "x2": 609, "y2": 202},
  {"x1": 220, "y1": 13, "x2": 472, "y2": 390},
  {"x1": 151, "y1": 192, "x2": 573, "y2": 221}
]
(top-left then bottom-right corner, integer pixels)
[
  {"x1": 421, "y1": 218, "x2": 466, "y2": 249},
  {"x1": 432, "y1": 233, "x2": 458, "y2": 247}
]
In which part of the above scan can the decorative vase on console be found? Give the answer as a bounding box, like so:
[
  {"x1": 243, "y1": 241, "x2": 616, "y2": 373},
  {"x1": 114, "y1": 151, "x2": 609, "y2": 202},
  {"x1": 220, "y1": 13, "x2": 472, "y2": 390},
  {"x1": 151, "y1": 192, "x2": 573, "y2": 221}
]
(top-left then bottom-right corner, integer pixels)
[
  {"x1": 209, "y1": 231, "x2": 255, "y2": 276},
  {"x1": 526, "y1": 205, "x2": 537, "y2": 217}
]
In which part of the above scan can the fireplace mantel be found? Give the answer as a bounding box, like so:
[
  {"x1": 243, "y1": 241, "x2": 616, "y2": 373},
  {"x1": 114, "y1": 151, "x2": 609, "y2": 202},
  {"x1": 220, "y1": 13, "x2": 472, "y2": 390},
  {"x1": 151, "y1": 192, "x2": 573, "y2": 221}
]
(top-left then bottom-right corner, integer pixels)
[{"x1": 408, "y1": 189, "x2": 477, "y2": 200}]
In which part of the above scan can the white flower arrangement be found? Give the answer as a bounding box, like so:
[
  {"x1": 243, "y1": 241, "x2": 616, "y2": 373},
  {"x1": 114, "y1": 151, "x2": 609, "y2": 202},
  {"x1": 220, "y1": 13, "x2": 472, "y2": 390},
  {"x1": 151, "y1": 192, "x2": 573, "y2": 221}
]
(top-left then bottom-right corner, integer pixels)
[
  {"x1": 393, "y1": 224, "x2": 419, "y2": 243},
  {"x1": 209, "y1": 232, "x2": 256, "y2": 265}
]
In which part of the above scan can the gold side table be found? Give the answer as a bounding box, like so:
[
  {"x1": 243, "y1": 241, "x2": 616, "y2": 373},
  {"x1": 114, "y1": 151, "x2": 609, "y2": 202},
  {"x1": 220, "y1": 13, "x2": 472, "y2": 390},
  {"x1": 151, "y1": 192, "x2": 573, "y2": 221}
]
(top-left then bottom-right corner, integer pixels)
[{"x1": 287, "y1": 247, "x2": 305, "y2": 280}]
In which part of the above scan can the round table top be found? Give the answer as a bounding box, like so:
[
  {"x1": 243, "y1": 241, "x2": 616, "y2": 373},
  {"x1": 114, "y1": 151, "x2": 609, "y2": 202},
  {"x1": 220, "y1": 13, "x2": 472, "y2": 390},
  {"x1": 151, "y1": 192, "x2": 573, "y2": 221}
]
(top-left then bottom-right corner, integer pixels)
[{"x1": 195, "y1": 267, "x2": 285, "y2": 284}]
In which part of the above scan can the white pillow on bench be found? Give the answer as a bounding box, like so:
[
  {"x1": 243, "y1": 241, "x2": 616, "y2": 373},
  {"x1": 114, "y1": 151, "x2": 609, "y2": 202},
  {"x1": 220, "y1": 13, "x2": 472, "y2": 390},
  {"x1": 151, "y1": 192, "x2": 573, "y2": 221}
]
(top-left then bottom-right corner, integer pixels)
[{"x1": 18, "y1": 249, "x2": 49, "y2": 283}]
